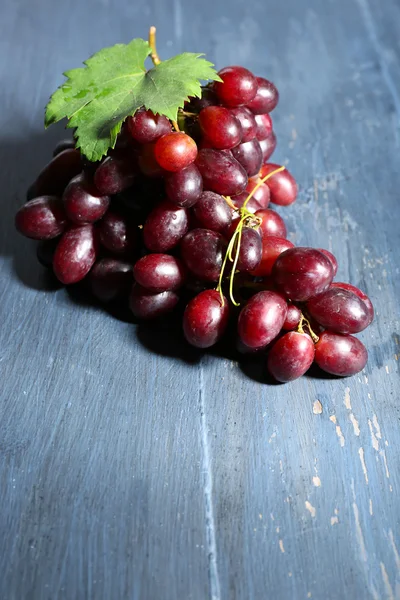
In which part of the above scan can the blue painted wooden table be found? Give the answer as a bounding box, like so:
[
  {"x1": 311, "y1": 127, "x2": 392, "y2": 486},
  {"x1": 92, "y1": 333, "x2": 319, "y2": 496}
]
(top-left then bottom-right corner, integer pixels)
[{"x1": 1, "y1": 0, "x2": 399, "y2": 598}]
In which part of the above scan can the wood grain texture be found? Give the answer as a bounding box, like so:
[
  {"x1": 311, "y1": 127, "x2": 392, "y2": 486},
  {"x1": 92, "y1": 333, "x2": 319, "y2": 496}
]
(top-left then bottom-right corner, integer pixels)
[{"x1": 1, "y1": 0, "x2": 399, "y2": 599}]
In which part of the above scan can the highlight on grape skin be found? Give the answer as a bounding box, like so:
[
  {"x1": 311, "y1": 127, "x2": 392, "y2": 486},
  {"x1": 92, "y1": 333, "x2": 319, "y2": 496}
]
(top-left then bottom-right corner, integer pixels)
[{"x1": 15, "y1": 26, "x2": 374, "y2": 383}]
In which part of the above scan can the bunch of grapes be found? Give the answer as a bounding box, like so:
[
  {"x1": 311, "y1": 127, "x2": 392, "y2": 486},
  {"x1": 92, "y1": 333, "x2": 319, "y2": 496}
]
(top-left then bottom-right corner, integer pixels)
[{"x1": 15, "y1": 65, "x2": 373, "y2": 382}]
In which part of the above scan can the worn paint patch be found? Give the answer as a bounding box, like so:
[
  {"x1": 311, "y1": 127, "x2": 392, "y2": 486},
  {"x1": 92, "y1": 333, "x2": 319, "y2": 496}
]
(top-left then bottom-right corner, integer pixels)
[
  {"x1": 344, "y1": 387, "x2": 352, "y2": 409},
  {"x1": 313, "y1": 400, "x2": 323, "y2": 414},
  {"x1": 358, "y1": 448, "x2": 369, "y2": 484},
  {"x1": 368, "y1": 419, "x2": 380, "y2": 451},
  {"x1": 350, "y1": 413, "x2": 361, "y2": 436},
  {"x1": 312, "y1": 476, "x2": 321, "y2": 487},
  {"x1": 388, "y1": 530, "x2": 400, "y2": 571},
  {"x1": 352, "y1": 501, "x2": 368, "y2": 562},
  {"x1": 279, "y1": 539, "x2": 285, "y2": 553},
  {"x1": 330, "y1": 415, "x2": 345, "y2": 446},
  {"x1": 305, "y1": 501, "x2": 316, "y2": 517},
  {"x1": 369, "y1": 499, "x2": 373, "y2": 516},
  {"x1": 331, "y1": 516, "x2": 339, "y2": 525},
  {"x1": 380, "y1": 562, "x2": 394, "y2": 600}
]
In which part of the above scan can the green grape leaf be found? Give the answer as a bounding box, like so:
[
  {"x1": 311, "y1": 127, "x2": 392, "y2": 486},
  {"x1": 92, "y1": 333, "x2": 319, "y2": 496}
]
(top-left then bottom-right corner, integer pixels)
[{"x1": 45, "y1": 38, "x2": 221, "y2": 161}]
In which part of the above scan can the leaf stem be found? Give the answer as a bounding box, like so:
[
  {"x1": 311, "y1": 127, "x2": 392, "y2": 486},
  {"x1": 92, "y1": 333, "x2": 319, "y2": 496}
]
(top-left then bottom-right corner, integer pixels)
[
  {"x1": 149, "y1": 26, "x2": 161, "y2": 66},
  {"x1": 171, "y1": 120, "x2": 180, "y2": 132}
]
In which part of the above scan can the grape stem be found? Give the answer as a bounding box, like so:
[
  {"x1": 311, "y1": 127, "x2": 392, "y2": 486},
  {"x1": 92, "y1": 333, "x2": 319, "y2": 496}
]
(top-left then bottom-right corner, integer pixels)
[
  {"x1": 149, "y1": 26, "x2": 161, "y2": 66},
  {"x1": 216, "y1": 166, "x2": 286, "y2": 306},
  {"x1": 148, "y1": 27, "x2": 180, "y2": 132},
  {"x1": 297, "y1": 314, "x2": 319, "y2": 343}
]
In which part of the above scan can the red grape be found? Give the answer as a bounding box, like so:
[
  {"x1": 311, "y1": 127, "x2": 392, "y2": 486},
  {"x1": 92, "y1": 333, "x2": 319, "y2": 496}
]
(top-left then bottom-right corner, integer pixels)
[
  {"x1": 127, "y1": 108, "x2": 172, "y2": 143},
  {"x1": 214, "y1": 66, "x2": 257, "y2": 107},
  {"x1": 183, "y1": 290, "x2": 229, "y2": 348},
  {"x1": 236, "y1": 227, "x2": 262, "y2": 272},
  {"x1": 53, "y1": 225, "x2": 98, "y2": 284},
  {"x1": 255, "y1": 209, "x2": 287, "y2": 238},
  {"x1": 129, "y1": 283, "x2": 179, "y2": 319},
  {"x1": 98, "y1": 211, "x2": 137, "y2": 255},
  {"x1": 318, "y1": 249, "x2": 338, "y2": 276},
  {"x1": 62, "y1": 173, "x2": 110, "y2": 223},
  {"x1": 230, "y1": 107, "x2": 257, "y2": 142},
  {"x1": 193, "y1": 191, "x2": 233, "y2": 232},
  {"x1": 34, "y1": 149, "x2": 82, "y2": 197},
  {"x1": 260, "y1": 163, "x2": 297, "y2": 206},
  {"x1": 143, "y1": 201, "x2": 189, "y2": 252},
  {"x1": 165, "y1": 164, "x2": 203, "y2": 207},
  {"x1": 251, "y1": 236, "x2": 294, "y2": 277},
  {"x1": 238, "y1": 290, "x2": 287, "y2": 349},
  {"x1": 199, "y1": 106, "x2": 242, "y2": 149},
  {"x1": 195, "y1": 149, "x2": 248, "y2": 196},
  {"x1": 282, "y1": 304, "x2": 302, "y2": 330},
  {"x1": 15, "y1": 196, "x2": 67, "y2": 240},
  {"x1": 306, "y1": 288, "x2": 371, "y2": 334},
  {"x1": 133, "y1": 254, "x2": 185, "y2": 292},
  {"x1": 255, "y1": 114, "x2": 273, "y2": 140},
  {"x1": 154, "y1": 132, "x2": 198, "y2": 172},
  {"x1": 138, "y1": 142, "x2": 165, "y2": 178},
  {"x1": 247, "y1": 77, "x2": 279, "y2": 114},
  {"x1": 231, "y1": 139, "x2": 263, "y2": 177},
  {"x1": 330, "y1": 282, "x2": 374, "y2": 325},
  {"x1": 315, "y1": 331, "x2": 368, "y2": 376},
  {"x1": 259, "y1": 133, "x2": 277, "y2": 163},
  {"x1": 246, "y1": 179, "x2": 271, "y2": 208},
  {"x1": 267, "y1": 332, "x2": 315, "y2": 382},
  {"x1": 94, "y1": 156, "x2": 136, "y2": 194},
  {"x1": 90, "y1": 258, "x2": 133, "y2": 302},
  {"x1": 272, "y1": 247, "x2": 334, "y2": 301},
  {"x1": 180, "y1": 229, "x2": 226, "y2": 281}
]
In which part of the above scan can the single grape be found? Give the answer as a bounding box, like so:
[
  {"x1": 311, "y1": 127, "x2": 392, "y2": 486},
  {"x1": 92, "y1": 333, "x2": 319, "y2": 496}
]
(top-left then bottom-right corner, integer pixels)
[
  {"x1": 138, "y1": 142, "x2": 165, "y2": 178},
  {"x1": 272, "y1": 247, "x2": 334, "y2": 301},
  {"x1": 259, "y1": 133, "x2": 277, "y2": 163},
  {"x1": 127, "y1": 108, "x2": 172, "y2": 143},
  {"x1": 143, "y1": 201, "x2": 189, "y2": 252},
  {"x1": 53, "y1": 139, "x2": 75, "y2": 157},
  {"x1": 214, "y1": 66, "x2": 257, "y2": 107},
  {"x1": 183, "y1": 290, "x2": 229, "y2": 348},
  {"x1": 180, "y1": 229, "x2": 226, "y2": 281},
  {"x1": 99, "y1": 211, "x2": 137, "y2": 255},
  {"x1": 193, "y1": 191, "x2": 233, "y2": 232},
  {"x1": 251, "y1": 236, "x2": 294, "y2": 277},
  {"x1": 165, "y1": 164, "x2": 203, "y2": 207},
  {"x1": 94, "y1": 156, "x2": 136, "y2": 194},
  {"x1": 330, "y1": 282, "x2": 374, "y2": 325},
  {"x1": 195, "y1": 149, "x2": 248, "y2": 196},
  {"x1": 133, "y1": 254, "x2": 186, "y2": 292},
  {"x1": 267, "y1": 332, "x2": 315, "y2": 382},
  {"x1": 246, "y1": 179, "x2": 271, "y2": 208},
  {"x1": 15, "y1": 196, "x2": 67, "y2": 240},
  {"x1": 129, "y1": 283, "x2": 179, "y2": 319},
  {"x1": 254, "y1": 114, "x2": 273, "y2": 140},
  {"x1": 247, "y1": 77, "x2": 279, "y2": 114},
  {"x1": 199, "y1": 106, "x2": 242, "y2": 149},
  {"x1": 306, "y1": 288, "x2": 370, "y2": 334},
  {"x1": 260, "y1": 163, "x2": 297, "y2": 206},
  {"x1": 318, "y1": 249, "x2": 338, "y2": 276},
  {"x1": 255, "y1": 209, "x2": 287, "y2": 238},
  {"x1": 231, "y1": 139, "x2": 263, "y2": 177},
  {"x1": 230, "y1": 107, "x2": 257, "y2": 142},
  {"x1": 36, "y1": 238, "x2": 59, "y2": 268},
  {"x1": 238, "y1": 290, "x2": 288, "y2": 349},
  {"x1": 90, "y1": 258, "x2": 133, "y2": 302},
  {"x1": 236, "y1": 227, "x2": 262, "y2": 272},
  {"x1": 53, "y1": 225, "x2": 98, "y2": 284},
  {"x1": 315, "y1": 331, "x2": 368, "y2": 376},
  {"x1": 62, "y1": 173, "x2": 109, "y2": 223},
  {"x1": 282, "y1": 304, "x2": 302, "y2": 330},
  {"x1": 154, "y1": 132, "x2": 198, "y2": 172},
  {"x1": 34, "y1": 149, "x2": 82, "y2": 197}
]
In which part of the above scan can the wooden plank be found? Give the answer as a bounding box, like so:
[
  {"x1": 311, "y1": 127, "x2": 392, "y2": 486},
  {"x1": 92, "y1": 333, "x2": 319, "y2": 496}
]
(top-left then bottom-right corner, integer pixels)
[{"x1": 0, "y1": 0, "x2": 399, "y2": 598}]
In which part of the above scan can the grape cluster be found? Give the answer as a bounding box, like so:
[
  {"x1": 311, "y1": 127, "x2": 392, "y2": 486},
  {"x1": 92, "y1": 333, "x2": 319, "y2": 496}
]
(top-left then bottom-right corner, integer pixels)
[{"x1": 15, "y1": 65, "x2": 373, "y2": 382}]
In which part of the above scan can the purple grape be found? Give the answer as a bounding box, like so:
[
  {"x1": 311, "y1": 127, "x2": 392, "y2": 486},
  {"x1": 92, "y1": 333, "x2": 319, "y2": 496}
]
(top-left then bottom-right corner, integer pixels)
[
  {"x1": 214, "y1": 66, "x2": 257, "y2": 107},
  {"x1": 195, "y1": 149, "x2": 248, "y2": 196},
  {"x1": 267, "y1": 332, "x2": 315, "y2": 382},
  {"x1": 272, "y1": 247, "x2": 334, "y2": 302},
  {"x1": 94, "y1": 156, "x2": 136, "y2": 194},
  {"x1": 231, "y1": 139, "x2": 263, "y2": 177},
  {"x1": 282, "y1": 304, "x2": 302, "y2": 330},
  {"x1": 199, "y1": 106, "x2": 242, "y2": 149},
  {"x1": 34, "y1": 149, "x2": 83, "y2": 197},
  {"x1": 90, "y1": 258, "x2": 133, "y2": 302},
  {"x1": 183, "y1": 290, "x2": 229, "y2": 348},
  {"x1": 236, "y1": 227, "x2": 262, "y2": 272},
  {"x1": 315, "y1": 331, "x2": 368, "y2": 376},
  {"x1": 254, "y1": 114, "x2": 273, "y2": 140},
  {"x1": 127, "y1": 108, "x2": 172, "y2": 143},
  {"x1": 62, "y1": 173, "x2": 109, "y2": 223},
  {"x1": 330, "y1": 282, "x2": 374, "y2": 326},
  {"x1": 99, "y1": 211, "x2": 137, "y2": 256},
  {"x1": 129, "y1": 283, "x2": 179, "y2": 319},
  {"x1": 238, "y1": 291, "x2": 287, "y2": 349},
  {"x1": 165, "y1": 164, "x2": 203, "y2": 207},
  {"x1": 247, "y1": 77, "x2": 279, "y2": 114},
  {"x1": 180, "y1": 229, "x2": 226, "y2": 281},
  {"x1": 259, "y1": 133, "x2": 277, "y2": 163},
  {"x1": 15, "y1": 196, "x2": 67, "y2": 240},
  {"x1": 230, "y1": 107, "x2": 257, "y2": 142},
  {"x1": 143, "y1": 201, "x2": 189, "y2": 252},
  {"x1": 193, "y1": 191, "x2": 233, "y2": 232},
  {"x1": 306, "y1": 288, "x2": 371, "y2": 334},
  {"x1": 53, "y1": 225, "x2": 98, "y2": 284},
  {"x1": 133, "y1": 254, "x2": 186, "y2": 292}
]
